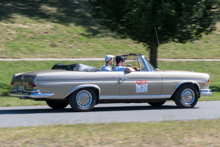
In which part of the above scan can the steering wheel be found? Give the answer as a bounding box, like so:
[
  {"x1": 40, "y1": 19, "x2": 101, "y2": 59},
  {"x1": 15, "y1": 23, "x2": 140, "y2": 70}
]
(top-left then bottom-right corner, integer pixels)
[{"x1": 133, "y1": 67, "x2": 140, "y2": 71}]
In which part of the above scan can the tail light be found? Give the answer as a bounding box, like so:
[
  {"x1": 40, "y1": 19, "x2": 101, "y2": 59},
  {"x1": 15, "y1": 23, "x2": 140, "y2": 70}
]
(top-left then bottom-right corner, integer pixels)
[
  {"x1": 28, "y1": 83, "x2": 36, "y2": 88},
  {"x1": 11, "y1": 82, "x2": 15, "y2": 87},
  {"x1": 208, "y1": 79, "x2": 210, "y2": 84}
]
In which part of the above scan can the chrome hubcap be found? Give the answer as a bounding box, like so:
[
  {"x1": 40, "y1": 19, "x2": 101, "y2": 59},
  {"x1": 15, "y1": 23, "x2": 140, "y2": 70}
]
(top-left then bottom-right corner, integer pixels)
[
  {"x1": 76, "y1": 90, "x2": 92, "y2": 107},
  {"x1": 181, "y1": 88, "x2": 195, "y2": 105}
]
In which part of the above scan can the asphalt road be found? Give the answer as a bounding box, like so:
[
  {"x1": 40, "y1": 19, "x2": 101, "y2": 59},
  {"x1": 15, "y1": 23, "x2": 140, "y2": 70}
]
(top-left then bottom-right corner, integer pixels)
[{"x1": 0, "y1": 101, "x2": 220, "y2": 128}]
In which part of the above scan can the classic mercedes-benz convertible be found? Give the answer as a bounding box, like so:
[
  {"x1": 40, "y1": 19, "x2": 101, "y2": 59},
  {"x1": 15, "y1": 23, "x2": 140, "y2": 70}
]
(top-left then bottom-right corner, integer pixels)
[{"x1": 10, "y1": 53, "x2": 212, "y2": 111}]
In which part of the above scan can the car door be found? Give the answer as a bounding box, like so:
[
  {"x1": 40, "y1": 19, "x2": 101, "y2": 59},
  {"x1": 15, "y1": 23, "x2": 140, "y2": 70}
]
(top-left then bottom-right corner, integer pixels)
[
  {"x1": 95, "y1": 71, "x2": 120, "y2": 95},
  {"x1": 118, "y1": 55, "x2": 162, "y2": 97},
  {"x1": 119, "y1": 71, "x2": 162, "y2": 96}
]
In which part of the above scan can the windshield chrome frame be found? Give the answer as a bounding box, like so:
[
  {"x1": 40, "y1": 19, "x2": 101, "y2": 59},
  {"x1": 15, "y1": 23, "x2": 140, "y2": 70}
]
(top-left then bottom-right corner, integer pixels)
[
  {"x1": 140, "y1": 55, "x2": 155, "y2": 72},
  {"x1": 137, "y1": 56, "x2": 142, "y2": 71}
]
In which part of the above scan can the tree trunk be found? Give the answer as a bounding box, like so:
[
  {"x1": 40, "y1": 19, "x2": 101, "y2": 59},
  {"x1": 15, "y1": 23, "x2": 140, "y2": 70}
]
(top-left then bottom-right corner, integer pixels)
[{"x1": 149, "y1": 43, "x2": 158, "y2": 68}]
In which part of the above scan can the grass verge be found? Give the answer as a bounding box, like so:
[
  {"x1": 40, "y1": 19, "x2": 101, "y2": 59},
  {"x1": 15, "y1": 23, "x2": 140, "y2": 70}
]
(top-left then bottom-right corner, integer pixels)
[
  {"x1": 0, "y1": 120, "x2": 219, "y2": 146},
  {"x1": 0, "y1": 96, "x2": 45, "y2": 107}
]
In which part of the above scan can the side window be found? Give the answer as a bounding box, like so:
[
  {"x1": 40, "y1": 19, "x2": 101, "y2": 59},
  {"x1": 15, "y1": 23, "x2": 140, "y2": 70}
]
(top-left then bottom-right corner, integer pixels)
[{"x1": 138, "y1": 57, "x2": 147, "y2": 71}]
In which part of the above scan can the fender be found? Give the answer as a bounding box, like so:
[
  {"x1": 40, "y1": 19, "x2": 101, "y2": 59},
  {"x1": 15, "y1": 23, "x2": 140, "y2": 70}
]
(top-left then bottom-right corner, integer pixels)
[
  {"x1": 64, "y1": 84, "x2": 101, "y2": 98},
  {"x1": 171, "y1": 81, "x2": 200, "y2": 96}
]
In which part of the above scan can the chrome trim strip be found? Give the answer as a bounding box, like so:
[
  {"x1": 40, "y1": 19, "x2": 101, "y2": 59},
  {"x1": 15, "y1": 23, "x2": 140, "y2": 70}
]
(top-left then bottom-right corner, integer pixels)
[
  {"x1": 200, "y1": 89, "x2": 212, "y2": 92},
  {"x1": 9, "y1": 89, "x2": 54, "y2": 98},
  {"x1": 162, "y1": 79, "x2": 206, "y2": 82},
  {"x1": 64, "y1": 84, "x2": 101, "y2": 98},
  {"x1": 137, "y1": 56, "x2": 141, "y2": 71},
  {"x1": 176, "y1": 81, "x2": 200, "y2": 89},
  {"x1": 170, "y1": 81, "x2": 200, "y2": 96},
  {"x1": 99, "y1": 95, "x2": 171, "y2": 100},
  {"x1": 141, "y1": 55, "x2": 151, "y2": 72},
  {"x1": 200, "y1": 89, "x2": 212, "y2": 96},
  {"x1": 10, "y1": 89, "x2": 40, "y2": 93},
  {"x1": 23, "y1": 89, "x2": 40, "y2": 93},
  {"x1": 10, "y1": 93, "x2": 54, "y2": 98}
]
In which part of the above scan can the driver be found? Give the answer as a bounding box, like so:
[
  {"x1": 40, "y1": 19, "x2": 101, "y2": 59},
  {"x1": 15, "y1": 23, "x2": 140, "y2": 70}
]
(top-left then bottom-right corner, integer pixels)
[{"x1": 113, "y1": 56, "x2": 135, "y2": 73}]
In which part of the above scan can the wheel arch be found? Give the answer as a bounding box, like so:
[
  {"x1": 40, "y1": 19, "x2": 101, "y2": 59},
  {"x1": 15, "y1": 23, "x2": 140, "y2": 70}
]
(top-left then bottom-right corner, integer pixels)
[
  {"x1": 64, "y1": 84, "x2": 101, "y2": 100},
  {"x1": 170, "y1": 81, "x2": 200, "y2": 100}
]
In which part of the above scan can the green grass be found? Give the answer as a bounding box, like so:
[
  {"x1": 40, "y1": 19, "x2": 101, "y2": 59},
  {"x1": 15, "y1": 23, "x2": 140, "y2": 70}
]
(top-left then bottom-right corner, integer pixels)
[
  {"x1": 0, "y1": 60, "x2": 219, "y2": 107},
  {"x1": 0, "y1": 0, "x2": 148, "y2": 59},
  {"x1": 0, "y1": 0, "x2": 220, "y2": 59},
  {"x1": 0, "y1": 120, "x2": 219, "y2": 146},
  {"x1": 0, "y1": 96, "x2": 45, "y2": 107}
]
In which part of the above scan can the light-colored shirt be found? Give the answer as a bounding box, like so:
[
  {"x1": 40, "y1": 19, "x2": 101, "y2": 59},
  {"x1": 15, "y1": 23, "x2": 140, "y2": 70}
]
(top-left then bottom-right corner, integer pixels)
[
  {"x1": 101, "y1": 64, "x2": 112, "y2": 71},
  {"x1": 113, "y1": 66, "x2": 126, "y2": 71}
]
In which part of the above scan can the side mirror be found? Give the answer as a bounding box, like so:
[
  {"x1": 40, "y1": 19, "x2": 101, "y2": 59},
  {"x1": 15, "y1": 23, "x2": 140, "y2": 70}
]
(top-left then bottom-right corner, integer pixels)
[{"x1": 154, "y1": 68, "x2": 159, "y2": 71}]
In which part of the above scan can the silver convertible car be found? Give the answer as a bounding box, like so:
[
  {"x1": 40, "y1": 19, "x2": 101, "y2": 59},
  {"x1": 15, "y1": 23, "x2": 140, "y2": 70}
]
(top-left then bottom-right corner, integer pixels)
[{"x1": 10, "y1": 53, "x2": 212, "y2": 112}]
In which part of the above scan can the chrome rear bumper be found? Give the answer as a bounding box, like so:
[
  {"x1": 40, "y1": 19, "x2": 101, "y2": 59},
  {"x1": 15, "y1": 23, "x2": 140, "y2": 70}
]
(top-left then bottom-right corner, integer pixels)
[
  {"x1": 9, "y1": 89, "x2": 54, "y2": 99},
  {"x1": 200, "y1": 89, "x2": 212, "y2": 96}
]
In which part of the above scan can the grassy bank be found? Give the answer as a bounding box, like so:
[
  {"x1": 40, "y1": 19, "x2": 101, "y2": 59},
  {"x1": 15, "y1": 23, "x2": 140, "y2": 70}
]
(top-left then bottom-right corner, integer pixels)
[
  {"x1": 0, "y1": 0, "x2": 220, "y2": 59},
  {"x1": 0, "y1": 120, "x2": 219, "y2": 146}
]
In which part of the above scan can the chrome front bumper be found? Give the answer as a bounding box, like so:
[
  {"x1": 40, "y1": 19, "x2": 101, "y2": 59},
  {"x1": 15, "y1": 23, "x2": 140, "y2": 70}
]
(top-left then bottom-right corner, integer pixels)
[
  {"x1": 9, "y1": 89, "x2": 54, "y2": 99},
  {"x1": 200, "y1": 89, "x2": 212, "y2": 96}
]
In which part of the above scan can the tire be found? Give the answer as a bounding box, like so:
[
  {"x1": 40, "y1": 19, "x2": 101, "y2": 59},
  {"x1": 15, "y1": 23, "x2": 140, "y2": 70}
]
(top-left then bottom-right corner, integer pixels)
[
  {"x1": 69, "y1": 88, "x2": 97, "y2": 112},
  {"x1": 46, "y1": 100, "x2": 69, "y2": 109},
  {"x1": 148, "y1": 101, "x2": 166, "y2": 107},
  {"x1": 173, "y1": 84, "x2": 198, "y2": 108}
]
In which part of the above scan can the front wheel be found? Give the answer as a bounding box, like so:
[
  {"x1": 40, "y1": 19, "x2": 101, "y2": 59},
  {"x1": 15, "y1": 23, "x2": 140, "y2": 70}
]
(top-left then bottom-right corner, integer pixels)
[
  {"x1": 46, "y1": 100, "x2": 69, "y2": 109},
  {"x1": 173, "y1": 84, "x2": 198, "y2": 108},
  {"x1": 69, "y1": 88, "x2": 97, "y2": 112}
]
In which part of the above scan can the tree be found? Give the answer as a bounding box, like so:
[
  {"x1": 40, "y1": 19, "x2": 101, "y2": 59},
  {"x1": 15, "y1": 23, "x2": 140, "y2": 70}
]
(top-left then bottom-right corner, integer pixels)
[{"x1": 88, "y1": 0, "x2": 220, "y2": 67}]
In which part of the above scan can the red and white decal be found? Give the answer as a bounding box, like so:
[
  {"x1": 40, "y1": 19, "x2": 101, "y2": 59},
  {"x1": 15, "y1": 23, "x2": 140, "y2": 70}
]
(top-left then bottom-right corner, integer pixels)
[
  {"x1": 136, "y1": 80, "x2": 148, "y2": 93},
  {"x1": 136, "y1": 80, "x2": 147, "y2": 85}
]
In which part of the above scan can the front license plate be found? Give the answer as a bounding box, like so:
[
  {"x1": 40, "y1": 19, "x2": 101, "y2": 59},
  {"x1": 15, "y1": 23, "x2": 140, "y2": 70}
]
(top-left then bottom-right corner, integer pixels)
[{"x1": 17, "y1": 85, "x2": 25, "y2": 91}]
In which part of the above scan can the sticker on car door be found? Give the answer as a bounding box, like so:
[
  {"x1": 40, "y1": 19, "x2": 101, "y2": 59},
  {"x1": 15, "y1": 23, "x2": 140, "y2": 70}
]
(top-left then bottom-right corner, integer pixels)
[{"x1": 136, "y1": 80, "x2": 148, "y2": 93}]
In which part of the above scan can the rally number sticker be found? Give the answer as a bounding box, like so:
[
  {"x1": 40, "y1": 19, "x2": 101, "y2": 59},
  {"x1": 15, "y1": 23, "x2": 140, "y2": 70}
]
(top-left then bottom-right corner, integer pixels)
[{"x1": 136, "y1": 80, "x2": 148, "y2": 93}]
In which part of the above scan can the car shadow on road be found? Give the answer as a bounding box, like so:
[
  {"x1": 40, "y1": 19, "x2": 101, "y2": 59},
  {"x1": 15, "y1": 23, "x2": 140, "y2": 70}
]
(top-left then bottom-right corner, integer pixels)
[
  {"x1": 0, "y1": 105, "x2": 199, "y2": 115},
  {"x1": 92, "y1": 105, "x2": 180, "y2": 112}
]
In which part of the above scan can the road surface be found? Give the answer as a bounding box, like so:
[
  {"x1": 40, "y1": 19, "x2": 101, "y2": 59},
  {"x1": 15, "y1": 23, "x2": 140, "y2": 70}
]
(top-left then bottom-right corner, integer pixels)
[
  {"x1": 1, "y1": 58, "x2": 218, "y2": 127},
  {"x1": 0, "y1": 101, "x2": 219, "y2": 128}
]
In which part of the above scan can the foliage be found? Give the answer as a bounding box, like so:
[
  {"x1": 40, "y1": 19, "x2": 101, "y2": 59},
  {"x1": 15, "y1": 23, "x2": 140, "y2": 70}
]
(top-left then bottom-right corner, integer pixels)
[{"x1": 89, "y1": 0, "x2": 220, "y2": 67}]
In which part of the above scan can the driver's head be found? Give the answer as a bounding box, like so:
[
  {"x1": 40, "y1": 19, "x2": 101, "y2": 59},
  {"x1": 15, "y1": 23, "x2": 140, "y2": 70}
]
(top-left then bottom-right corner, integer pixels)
[{"x1": 116, "y1": 56, "x2": 127, "y2": 66}]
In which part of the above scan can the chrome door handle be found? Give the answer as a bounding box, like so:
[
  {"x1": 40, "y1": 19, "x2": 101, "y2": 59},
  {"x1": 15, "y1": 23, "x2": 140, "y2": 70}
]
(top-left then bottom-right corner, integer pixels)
[{"x1": 118, "y1": 78, "x2": 127, "y2": 84}]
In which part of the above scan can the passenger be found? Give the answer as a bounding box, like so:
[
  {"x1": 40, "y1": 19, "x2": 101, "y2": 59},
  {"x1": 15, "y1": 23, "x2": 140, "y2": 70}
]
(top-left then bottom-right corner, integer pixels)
[
  {"x1": 101, "y1": 55, "x2": 115, "y2": 71},
  {"x1": 113, "y1": 56, "x2": 135, "y2": 73}
]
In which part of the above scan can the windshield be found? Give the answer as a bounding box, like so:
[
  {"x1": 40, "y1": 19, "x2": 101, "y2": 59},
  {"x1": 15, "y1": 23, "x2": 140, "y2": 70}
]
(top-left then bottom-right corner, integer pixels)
[
  {"x1": 113, "y1": 54, "x2": 155, "y2": 72},
  {"x1": 123, "y1": 55, "x2": 140, "y2": 71}
]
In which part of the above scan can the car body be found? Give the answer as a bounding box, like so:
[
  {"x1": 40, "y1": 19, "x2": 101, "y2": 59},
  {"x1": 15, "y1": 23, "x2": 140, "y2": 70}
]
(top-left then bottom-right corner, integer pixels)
[{"x1": 10, "y1": 53, "x2": 212, "y2": 111}]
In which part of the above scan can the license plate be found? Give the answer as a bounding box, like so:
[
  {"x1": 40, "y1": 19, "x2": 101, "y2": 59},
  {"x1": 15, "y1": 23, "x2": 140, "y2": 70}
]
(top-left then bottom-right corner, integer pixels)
[{"x1": 17, "y1": 85, "x2": 25, "y2": 91}]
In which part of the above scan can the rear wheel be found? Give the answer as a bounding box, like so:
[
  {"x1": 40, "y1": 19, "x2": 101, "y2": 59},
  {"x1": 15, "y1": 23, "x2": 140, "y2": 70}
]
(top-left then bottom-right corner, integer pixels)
[
  {"x1": 148, "y1": 101, "x2": 166, "y2": 107},
  {"x1": 46, "y1": 100, "x2": 69, "y2": 109},
  {"x1": 173, "y1": 84, "x2": 198, "y2": 108},
  {"x1": 69, "y1": 88, "x2": 97, "y2": 112}
]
